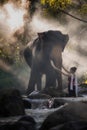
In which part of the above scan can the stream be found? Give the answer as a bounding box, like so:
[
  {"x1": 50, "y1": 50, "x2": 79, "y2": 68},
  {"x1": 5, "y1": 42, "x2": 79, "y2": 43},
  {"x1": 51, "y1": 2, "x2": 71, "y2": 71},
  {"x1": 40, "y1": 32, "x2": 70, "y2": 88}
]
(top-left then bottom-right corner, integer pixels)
[
  {"x1": 0, "y1": 96, "x2": 87, "y2": 129},
  {"x1": 0, "y1": 98, "x2": 67, "y2": 129}
]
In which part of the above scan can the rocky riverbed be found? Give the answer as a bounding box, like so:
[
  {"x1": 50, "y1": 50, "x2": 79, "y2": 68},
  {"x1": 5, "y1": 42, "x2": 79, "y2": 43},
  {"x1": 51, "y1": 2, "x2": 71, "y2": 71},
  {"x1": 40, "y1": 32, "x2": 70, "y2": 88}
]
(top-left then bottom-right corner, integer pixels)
[{"x1": 0, "y1": 88, "x2": 87, "y2": 130}]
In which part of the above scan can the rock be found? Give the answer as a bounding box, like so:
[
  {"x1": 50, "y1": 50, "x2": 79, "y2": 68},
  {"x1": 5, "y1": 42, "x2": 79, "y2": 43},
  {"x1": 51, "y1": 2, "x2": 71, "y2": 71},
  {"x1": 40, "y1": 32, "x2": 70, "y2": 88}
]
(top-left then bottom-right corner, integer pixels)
[
  {"x1": 78, "y1": 86, "x2": 87, "y2": 97},
  {"x1": 41, "y1": 88, "x2": 67, "y2": 97},
  {"x1": 17, "y1": 115, "x2": 36, "y2": 130},
  {"x1": 23, "y1": 98, "x2": 31, "y2": 109},
  {"x1": 18, "y1": 115, "x2": 36, "y2": 124},
  {"x1": 53, "y1": 99, "x2": 66, "y2": 108},
  {"x1": 0, "y1": 115, "x2": 36, "y2": 130},
  {"x1": 39, "y1": 102, "x2": 87, "y2": 130},
  {"x1": 0, "y1": 88, "x2": 25, "y2": 117},
  {"x1": 50, "y1": 121, "x2": 87, "y2": 130},
  {"x1": 28, "y1": 90, "x2": 52, "y2": 99},
  {"x1": 0, "y1": 68, "x2": 25, "y2": 94}
]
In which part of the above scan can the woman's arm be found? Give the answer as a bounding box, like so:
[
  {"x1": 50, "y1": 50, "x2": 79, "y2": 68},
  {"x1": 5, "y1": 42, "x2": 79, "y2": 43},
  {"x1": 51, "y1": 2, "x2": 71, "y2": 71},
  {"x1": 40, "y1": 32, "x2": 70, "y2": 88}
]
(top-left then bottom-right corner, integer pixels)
[{"x1": 62, "y1": 65, "x2": 70, "y2": 74}]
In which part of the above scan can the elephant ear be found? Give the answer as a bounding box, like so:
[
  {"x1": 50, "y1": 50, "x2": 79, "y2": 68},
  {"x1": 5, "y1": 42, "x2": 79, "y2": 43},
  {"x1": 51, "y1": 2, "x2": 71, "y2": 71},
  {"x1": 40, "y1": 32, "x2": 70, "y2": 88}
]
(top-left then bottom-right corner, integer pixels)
[
  {"x1": 61, "y1": 34, "x2": 69, "y2": 51},
  {"x1": 45, "y1": 30, "x2": 69, "y2": 51}
]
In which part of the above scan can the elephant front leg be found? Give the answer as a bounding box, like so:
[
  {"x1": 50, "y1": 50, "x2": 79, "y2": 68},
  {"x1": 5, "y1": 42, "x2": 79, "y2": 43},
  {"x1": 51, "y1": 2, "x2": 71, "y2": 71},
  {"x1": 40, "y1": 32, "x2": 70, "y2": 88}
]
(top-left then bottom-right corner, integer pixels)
[
  {"x1": 26, "y1": 69, "x2": 42, "y2": 95},
  {"x1": 45, "y1": 68, "x2": 56, "y2": 88},
  {"x1": 36, "y1": 73, "x2": 42, "y2": 91}
]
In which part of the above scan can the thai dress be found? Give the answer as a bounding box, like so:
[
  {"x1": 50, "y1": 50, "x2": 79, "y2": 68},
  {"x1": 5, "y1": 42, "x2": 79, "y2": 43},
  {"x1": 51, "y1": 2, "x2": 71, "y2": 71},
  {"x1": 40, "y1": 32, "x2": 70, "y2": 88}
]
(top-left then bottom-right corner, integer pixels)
[{"x1": 68, "y1": 74, "x2": 78, "y2": 97}]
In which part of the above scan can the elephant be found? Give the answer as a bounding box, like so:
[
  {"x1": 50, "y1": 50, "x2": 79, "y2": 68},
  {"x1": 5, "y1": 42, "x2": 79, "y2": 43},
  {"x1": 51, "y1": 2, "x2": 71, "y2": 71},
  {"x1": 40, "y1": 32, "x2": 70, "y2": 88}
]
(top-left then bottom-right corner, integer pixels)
[{"x1": 24, "y1": 30, "x2": 69, "y2": 94}]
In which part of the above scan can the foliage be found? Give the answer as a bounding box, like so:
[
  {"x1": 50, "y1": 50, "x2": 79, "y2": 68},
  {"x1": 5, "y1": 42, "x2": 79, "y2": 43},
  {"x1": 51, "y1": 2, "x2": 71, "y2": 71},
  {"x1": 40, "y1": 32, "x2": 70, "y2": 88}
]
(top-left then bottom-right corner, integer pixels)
[
  {"x1": 41, "y1": 0, "x2": 71, "y2": 10},
  {"x1": 41, "y1": 0, "x2": 71, "y2": 17},
  {"x1": 40, "y1": 0, "x2": 87, "y2": 17},
  {"x1": 0, "y1": 40, "x2": 23, "y2": 65},
  {"x1": 79, "y1": 72, "x2": 87, "y2": 85},
  {"x1": 79, "y1": 4, "x2": 87, "y2": 15},
  {"x1": 0, "y1": 0, "x2": 87, "y2": 65}
]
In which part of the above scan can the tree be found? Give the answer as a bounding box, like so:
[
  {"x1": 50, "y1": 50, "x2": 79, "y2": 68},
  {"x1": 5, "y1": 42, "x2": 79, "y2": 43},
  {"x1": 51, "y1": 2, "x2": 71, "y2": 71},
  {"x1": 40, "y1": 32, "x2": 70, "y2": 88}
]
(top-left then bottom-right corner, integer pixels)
[
  {"x1": 40, "y1": 0, "x2": 87, "y2": 17},
  {"x1": 41, "y1": 0, "x2": 71, "y2": 10}
]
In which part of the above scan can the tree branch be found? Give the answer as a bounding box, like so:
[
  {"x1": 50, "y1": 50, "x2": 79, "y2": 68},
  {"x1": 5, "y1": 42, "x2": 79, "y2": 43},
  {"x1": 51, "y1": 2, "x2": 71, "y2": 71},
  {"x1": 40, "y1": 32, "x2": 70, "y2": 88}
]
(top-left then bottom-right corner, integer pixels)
[{"x1": 59, "y1": 9, "x2": 87, "y2": 23}]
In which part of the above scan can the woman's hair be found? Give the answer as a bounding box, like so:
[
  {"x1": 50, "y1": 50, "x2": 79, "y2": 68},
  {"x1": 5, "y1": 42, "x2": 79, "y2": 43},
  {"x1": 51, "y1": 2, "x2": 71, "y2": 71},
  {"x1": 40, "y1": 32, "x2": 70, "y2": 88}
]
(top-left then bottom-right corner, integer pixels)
[{"x1": 70, "y1": 67, "x2": 77, "y2": 72}]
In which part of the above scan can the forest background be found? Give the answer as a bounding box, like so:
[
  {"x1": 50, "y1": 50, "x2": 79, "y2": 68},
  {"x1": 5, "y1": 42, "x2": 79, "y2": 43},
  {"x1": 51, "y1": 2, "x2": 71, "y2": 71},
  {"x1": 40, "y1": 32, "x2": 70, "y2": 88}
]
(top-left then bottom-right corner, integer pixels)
[{"x1": 0, "y1": 0, "x2": 87, "y2": 93}]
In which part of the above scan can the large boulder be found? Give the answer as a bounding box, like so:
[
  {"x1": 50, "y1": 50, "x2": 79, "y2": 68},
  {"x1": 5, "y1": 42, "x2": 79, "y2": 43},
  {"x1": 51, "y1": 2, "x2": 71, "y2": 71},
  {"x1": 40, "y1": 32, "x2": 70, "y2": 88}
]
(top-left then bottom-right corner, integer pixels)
[
  {"x1": 50, "y1": 121, "x2": 87, "y2": 130},
  {"x1": 52, "y1": 98, "x2": 66, "y2": 108},
  {"x1": 23, "y1": 98, "x2": 31, "y2": 109},
  {"x1": 0, "y1": 68, "x2": 25, "y2": 94},
  {"x1": 28, "y1": 90, "x2": 52, "y2": 99},
  {"x1": 39, "y1": 102, "x2": 87, "y2": 130},
  {"x1": 0, "y1": 88, "x2": 25, "y2": 117},
  {"x1": 0, "y1": 115, "x2": 36, "y2": 130},
  {"x1": 41, "y1": 88, "x2": 66, "y2": 97}
]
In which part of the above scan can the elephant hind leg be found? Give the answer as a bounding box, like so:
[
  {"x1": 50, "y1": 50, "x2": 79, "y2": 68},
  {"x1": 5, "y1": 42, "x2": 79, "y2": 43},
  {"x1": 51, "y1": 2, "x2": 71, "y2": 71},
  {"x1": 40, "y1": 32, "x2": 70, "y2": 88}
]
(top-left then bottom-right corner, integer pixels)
[
  {"x1": 36, "y1": 73, "x2": 42, "y2": 91},
  {"x1": 26, "y1": 70, "x2": 42, "y2": 95},
  {"x1": 45, "y1": 76, "x2": 56, "y2": 88},
  {"x1": 56, "y1": 73, "x2": 62, "y2": 92},
  {"x1": 26, "y1": 72, "x2": 36, "y2": 95}
]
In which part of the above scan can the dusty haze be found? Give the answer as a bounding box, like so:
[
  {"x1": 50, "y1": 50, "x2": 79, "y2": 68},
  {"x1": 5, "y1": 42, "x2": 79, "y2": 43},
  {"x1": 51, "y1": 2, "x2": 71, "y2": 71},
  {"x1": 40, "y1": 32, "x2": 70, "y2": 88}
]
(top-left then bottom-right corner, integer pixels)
[{"x1": 0, "y1": 0, "x2": 87, "y2": 88}]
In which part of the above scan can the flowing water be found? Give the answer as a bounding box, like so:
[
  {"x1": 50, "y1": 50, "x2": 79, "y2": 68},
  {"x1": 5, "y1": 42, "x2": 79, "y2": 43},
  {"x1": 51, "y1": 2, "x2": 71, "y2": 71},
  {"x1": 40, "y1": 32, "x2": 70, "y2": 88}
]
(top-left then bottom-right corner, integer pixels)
[
  {"x1": 0, "y1": 97, "x2": 87, "y2": 129},
  {"x1": 25, "y1": 104, "x2": 66, "y2": 129}
]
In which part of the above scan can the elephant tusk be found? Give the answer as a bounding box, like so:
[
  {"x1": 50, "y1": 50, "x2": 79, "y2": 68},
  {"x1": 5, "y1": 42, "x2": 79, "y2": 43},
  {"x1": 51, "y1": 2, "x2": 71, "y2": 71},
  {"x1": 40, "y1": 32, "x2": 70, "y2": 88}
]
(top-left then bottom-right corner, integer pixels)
[
  {"x1": 50, "y1": 60, "x2": 69, "y2": 76},
  {"x1": 50, "y1": 60, "x2": 63, "y2": 74},
  {"x1": 50, "y1": 60, "x2": 62, "y2": 73},
  {"x1": 50, "y1": 60, "x2": 58, "y2": 70}
]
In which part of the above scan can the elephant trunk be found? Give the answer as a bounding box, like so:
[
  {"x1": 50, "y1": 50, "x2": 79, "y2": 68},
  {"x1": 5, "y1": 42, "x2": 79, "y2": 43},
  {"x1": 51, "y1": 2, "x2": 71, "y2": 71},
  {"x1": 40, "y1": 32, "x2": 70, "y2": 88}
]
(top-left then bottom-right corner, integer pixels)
[{"x1": 50, "y1": 58, "x2": 63, "y2": 90}]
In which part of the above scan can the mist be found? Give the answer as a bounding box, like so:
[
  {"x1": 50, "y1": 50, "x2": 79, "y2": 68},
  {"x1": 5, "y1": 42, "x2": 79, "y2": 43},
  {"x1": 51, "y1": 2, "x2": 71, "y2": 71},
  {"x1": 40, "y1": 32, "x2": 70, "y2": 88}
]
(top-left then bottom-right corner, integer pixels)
[
  {"x1": 0, "y1": 0, "x2": 87, "y2": 89},
  {"x1": 0, "y1": 0, "x2": 30, "y2": 89},
  {"x1": 30, "y1": 11, "x2": 87, "y2": 78}
]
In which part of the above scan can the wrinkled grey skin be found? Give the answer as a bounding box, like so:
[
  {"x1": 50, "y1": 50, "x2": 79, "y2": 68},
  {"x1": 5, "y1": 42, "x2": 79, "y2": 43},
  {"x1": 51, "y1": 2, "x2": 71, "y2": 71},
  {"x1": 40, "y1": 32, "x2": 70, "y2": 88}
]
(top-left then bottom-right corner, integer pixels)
[{"x1": 24, "y1": 30, "x2": 69, "y2": 94}]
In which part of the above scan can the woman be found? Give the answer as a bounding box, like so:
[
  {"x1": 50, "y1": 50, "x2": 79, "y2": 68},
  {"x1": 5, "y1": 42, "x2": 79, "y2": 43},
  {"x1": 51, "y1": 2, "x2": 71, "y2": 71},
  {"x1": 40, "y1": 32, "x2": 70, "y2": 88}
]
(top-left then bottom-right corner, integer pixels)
[{"x1": 67, "y1": 67, "x2": 78, "y2": 97}]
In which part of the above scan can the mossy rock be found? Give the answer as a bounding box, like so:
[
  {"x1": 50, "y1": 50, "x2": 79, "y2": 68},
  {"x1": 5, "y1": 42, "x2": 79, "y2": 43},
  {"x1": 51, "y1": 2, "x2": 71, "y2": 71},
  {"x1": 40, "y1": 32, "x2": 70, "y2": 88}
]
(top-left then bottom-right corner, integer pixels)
[
  {"x1": 0, "y1": 68, "x2": 25, "y2": 93},
  {"x1": 0, "y1": 88, "x2": 25, "y2": 117}
]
